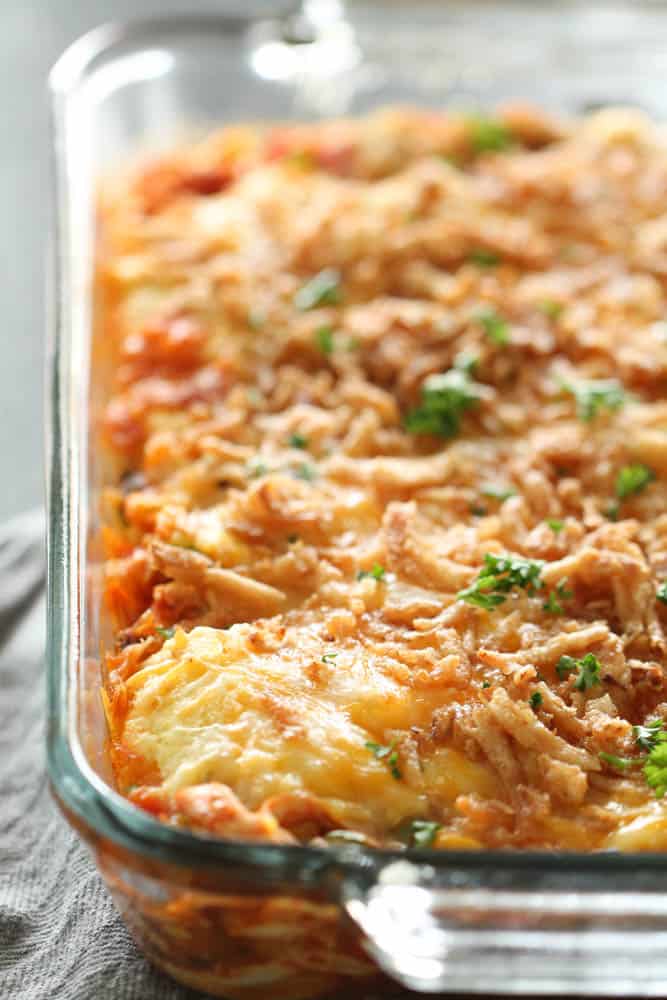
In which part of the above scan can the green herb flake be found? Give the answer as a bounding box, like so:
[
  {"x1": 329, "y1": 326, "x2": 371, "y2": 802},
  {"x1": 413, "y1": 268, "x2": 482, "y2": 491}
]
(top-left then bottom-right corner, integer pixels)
[
  {"x1": 539, "y1": 300, "x2": 563, "y2": 320},
  {"x1": 357, "y1": 564, "x2": 386, "y2": 582},
  {"x1": 467, "y1": 115, "x2": 514, "y2": 154},
  {"x1": 555, "y1": 652, "x2": 602, "y2": 691},
  {"x1": 542, "y1": 579, "x2": 573, "y2": 616},
  {"x1": 482, "y1": 484, "x2": 516, "y2": 502},
  {"x1": 481, "y1": 680, "x2": 492, "y2": 689},
  {"x1": 470, "y1": 504, "x2": 488, "y2": 517},
  {"x1": 468, "y1": 248, "x2": 501, "y2": 269},
  {"x1": 288, "y1": 432, "x2": 308, "y2": 449},
  {"x1": 314, "y1": 325, "x2": 335, "y2": 355},
  {"x1": 365, "y1": 740, "x2": 402, "y2": 780},
  {"x1": 453, "y1": 352, "x2": 479, "y2": 375},
  {"x1": 247, "y1": 460, "x2": 269, "y2": 479},
  {"x1": 561, "y1": 378, "x2": 626, "y2": 422},
  {"x1": 547, "y1": 519, "x2": 564, "y2": 534},
  {"x1": 615, "y1": 463, "x2": 655, "y2": 500},
  {"x1": 409, "y1": 819, "x2": 442, "y2": 848},
  {"x1": 658, "y1": 582, "x2": 667, "y2": 605},
  {"x1": 645, "y1": 739, "x2": 667, "y2": 798},
  {"x1": 293, "y1": 463, "x2": 318, "y2": 482},
  {"x1": 605, "y1": 500, "x2": 620, "y2": 522},
  {"x1": 295, "y1": 268, "x2": 342, "y2": 311},
  {"x1": 599, "y1": 751, "x2": 640, "y2": 771},
  {"x1": 405, "y1": 368, "x2": 483, "y2": 439},
  {"x1": 321, "y1": 652, "x2": 338, "y2": 664},
  {"x1": 287, "y1": 533, "x2": 300, "y2": 544},
  {"x1": 530, "y1": 690, "x2": 543, "y2": 709},
  {"x1": 477, "y1": 308, "x2": 510, "y2": 346},
  {"x1": 600, "y1": 722, "x2": 667, "y2": 797},
  {"x1": 457, "y1": 553, "x2": 544, "y2": 610},
  {"x1": 542, "y1": 592, "x2": 563, "y2": 615},
  {"x1": 634, "y1": 720, "x2": 665, "y2": 753},
  {"x1": 156, "y1": 626, "x2": 175, "y2": 640}
]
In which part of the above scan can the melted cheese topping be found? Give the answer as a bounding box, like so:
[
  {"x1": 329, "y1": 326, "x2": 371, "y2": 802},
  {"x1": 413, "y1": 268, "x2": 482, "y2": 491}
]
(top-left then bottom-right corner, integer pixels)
[{"x1": 101, "y1": 105, "x2": 667, "y2": 850}]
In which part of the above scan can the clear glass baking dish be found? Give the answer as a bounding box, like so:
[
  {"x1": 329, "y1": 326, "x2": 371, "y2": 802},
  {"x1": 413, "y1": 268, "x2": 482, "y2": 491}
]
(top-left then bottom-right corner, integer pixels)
[{"x1": 47, "y1": 3, "x2": 667, "y2": 997}]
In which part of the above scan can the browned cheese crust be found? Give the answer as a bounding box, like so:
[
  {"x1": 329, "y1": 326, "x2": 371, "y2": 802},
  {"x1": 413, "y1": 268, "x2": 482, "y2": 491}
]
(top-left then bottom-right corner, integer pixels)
[{"x1": 99, "y1": 105, "x2": 667, "y2": 851}]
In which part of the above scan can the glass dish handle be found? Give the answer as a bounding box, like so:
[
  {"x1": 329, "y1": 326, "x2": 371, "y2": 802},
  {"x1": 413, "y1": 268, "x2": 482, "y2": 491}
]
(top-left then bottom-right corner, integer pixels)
[{"x1": 342, "y1": 859, "x2": 667, "y2": 995}]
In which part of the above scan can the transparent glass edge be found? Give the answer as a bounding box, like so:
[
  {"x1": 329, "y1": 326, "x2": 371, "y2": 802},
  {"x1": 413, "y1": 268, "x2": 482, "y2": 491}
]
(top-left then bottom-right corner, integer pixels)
[{"x1": 45, "y1": 11, "x2": 667, "y2": 893}]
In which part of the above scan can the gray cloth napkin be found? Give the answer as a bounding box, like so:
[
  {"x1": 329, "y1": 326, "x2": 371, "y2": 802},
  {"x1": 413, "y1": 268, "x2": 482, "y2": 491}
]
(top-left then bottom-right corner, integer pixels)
[{"x1": 0, "y1": 513, "x2": 212, "y2": 999}]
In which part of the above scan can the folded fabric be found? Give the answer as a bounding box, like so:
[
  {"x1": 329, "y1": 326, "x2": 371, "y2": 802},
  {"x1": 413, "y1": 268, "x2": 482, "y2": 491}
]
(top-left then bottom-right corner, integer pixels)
[{"x1": 0, "y1": 512, "x2": 209, "y2": 1000}]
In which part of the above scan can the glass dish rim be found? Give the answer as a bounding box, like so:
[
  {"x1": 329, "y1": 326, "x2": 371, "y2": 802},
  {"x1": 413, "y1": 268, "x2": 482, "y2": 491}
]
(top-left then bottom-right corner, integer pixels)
[{"x1": 46, "y1": 9, "x2": 667, "y2": 883}]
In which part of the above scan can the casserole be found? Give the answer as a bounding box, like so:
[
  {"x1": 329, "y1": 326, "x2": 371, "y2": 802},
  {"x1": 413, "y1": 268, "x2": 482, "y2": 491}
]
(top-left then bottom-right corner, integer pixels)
[{"x1": 47, "y1": 5, "x2": 667, "y2": 997}]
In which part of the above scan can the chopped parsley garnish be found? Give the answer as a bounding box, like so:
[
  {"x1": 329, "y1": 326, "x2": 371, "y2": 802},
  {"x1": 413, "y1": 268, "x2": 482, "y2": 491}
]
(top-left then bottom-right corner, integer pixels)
[
  {"x1": 155, "y1": 626, "x2": 175, "y2": 640},
  {"x1": 405, "y1": 368, "x2": 483, "y2": 438},
  {"x1": 457, "y1": 553, "x2": 544, "y2": 610},
  {"x1": 482, "y1": 484, "x2": 516, "y2": 502},
  {"x1": 605, "y1": 500, "x2": 620, "y2": 522},
  {"x1": 645, "y1": 740, "x2": 667, "y2": 797},
  {"x1": 598, "y1": 751, "x2": 641, "y2": 771},
  {"x1": 408, "y1": 819, "x2": 442, "y2": 848},
  {"x1": 293, "y1": 463, "x2": 318, "y2": 482},
  {"x1": 561, "y1": 378, "x2": 626, "y2": 422},
  {"x1": 366, "y1": 740, "x2": 402, "y2": 780},
  {"x1": 635, "y1": 720, "x2": 666, "y2": 753},
  {"x1": 529, "y1": 690, "x2": 543, "y2": 709},
  {"x1": 357, "y1": 564, "x2": 386, "y2": 582},
  {"x1": 470, "y1": 504, "x2": 488, "y2": 517},
  {"x1": 599, "y1": 721, "x2": 667, "y2": 798},
  {"x1": 295, "y1": 268, "x2": 342, "y2": 310},
  {"x1": 542, "y1": 579, "x2": 573, "y2": 616},
  {"x1": 658, "y1": 582, "x2": 667, "y2": 605},
  {"x1": 477, "y1": 308, "x2": 509, "y2": 346},
  {"x1": 247, "y1": 460, "x2": 269, "y2": 478},
  {"x1": 555, "y1": 652, "x2": 602, "y2": 691},
  {"x1": 539, "y1": 300, "x2": 563, "y2": 320},
  {"x1": 481, "y1": 680, "x2": 492, "y2": 689},
  {"x1": 288, "y1": 432, "x2": 308, "y2": 449},
  {"x1": 314, "y1": 325, "x2": 334, "y2": 355},
  {"x1": 615, "y1": 463, "x2": 655, "y2": 500},
  {"x1": 321, "y1": 652, "x2": 338, "y2": 664},
  {"x1": 287, "y1": 533, "x2": 299, "y2": 544},
  {"x1": 547, "y1": 519, "x2": 564, "y2": 534},
  {"x1": 467, "y1": 115, "x2": 513, "y2": 154},
  {"x1": 454, "y1": 351, "x2": 479, "y2": 375},
  {"x1": 468, "y1": 248, "x2": 501, "y2": 268}
]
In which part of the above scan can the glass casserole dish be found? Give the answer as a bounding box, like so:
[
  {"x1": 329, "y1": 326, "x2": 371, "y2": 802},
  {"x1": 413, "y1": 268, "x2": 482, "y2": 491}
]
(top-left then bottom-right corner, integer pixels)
[{"x1": 47, "y1": 3, "x2": 667, "y2": 996}]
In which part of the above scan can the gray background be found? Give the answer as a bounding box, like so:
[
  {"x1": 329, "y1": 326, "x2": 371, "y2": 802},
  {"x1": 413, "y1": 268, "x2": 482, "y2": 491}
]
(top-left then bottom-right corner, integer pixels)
[{"x1": 1, "y1": 0, "x2": 291, "y2": 521}]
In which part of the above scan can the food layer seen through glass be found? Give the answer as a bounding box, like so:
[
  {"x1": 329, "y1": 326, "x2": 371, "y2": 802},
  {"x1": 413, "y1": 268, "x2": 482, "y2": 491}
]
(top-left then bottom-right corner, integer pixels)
[{"x1": 100, "y1": 105, "x2": 667, "y2": 852}]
